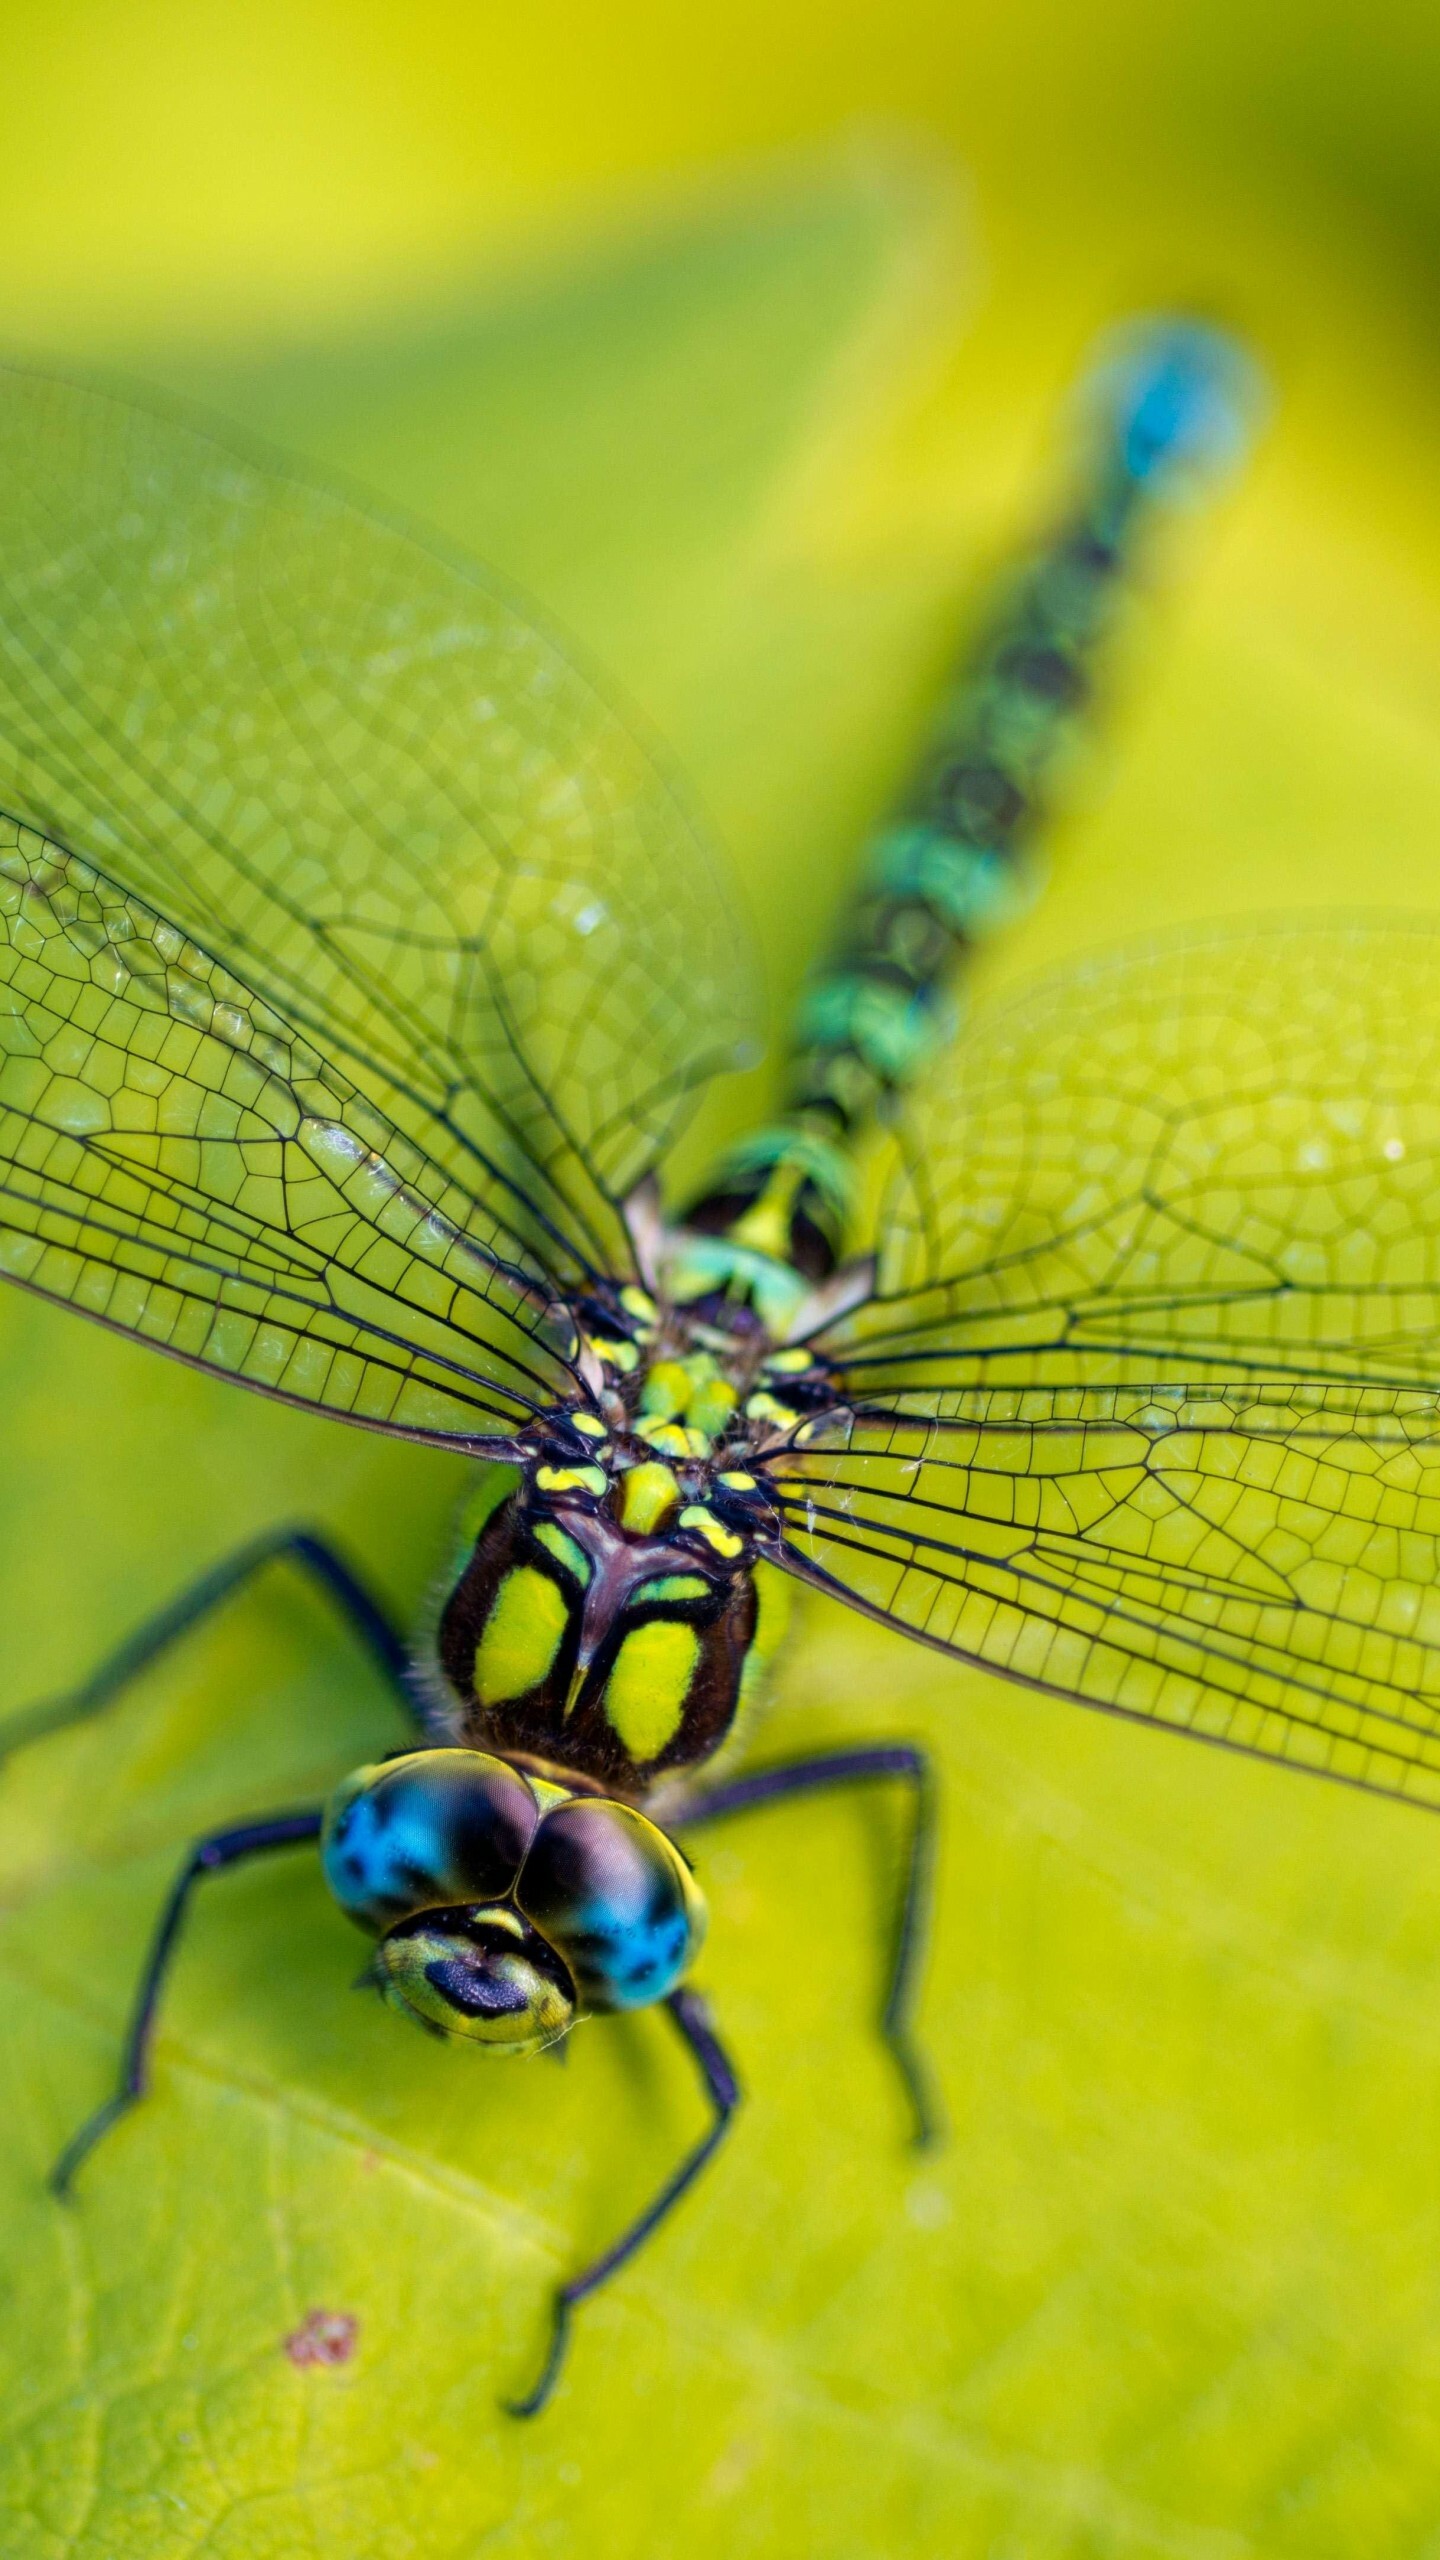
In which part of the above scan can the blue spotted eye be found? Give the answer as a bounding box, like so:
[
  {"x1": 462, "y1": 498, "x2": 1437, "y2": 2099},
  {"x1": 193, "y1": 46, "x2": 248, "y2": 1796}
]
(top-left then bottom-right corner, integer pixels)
[
  {"x1": 323, "y1": 1753, "x2": 706, "y2": 2052},
  {"x1": 516, "y1": 1799, "x2": 706, "y2": 2011},
  {"x1": 322, "y1": 1748, "x2": 539, "y2": 1931}
]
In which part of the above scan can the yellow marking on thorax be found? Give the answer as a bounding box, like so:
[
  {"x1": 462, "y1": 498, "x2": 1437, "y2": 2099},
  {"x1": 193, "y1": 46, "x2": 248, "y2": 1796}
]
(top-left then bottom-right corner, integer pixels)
[
  {"x1": 637, "y1": 1419, "x2": 692, "y2": 1459},
  {"x1": 687, "y1": 1376, "x2": 738, "y2": 1440},
  {"x1": 679, "y1": 1505, "x2": 744, "y2": 1560},
  {"x1": 639, "y1": 1359, "x2": 694, "y2": 1422},
  {"x1": 619, "y1": 1461, "x2": 682, "y2": 1534},
  {"x1": 535, "y1": 1462, "x2": 607, "y2": 1497},
  {"x1": 604, "y1": 1619, "x2": 700, "y2": 1764},
  {"x1": 475, "y1": 1566, "x2": 570, "y2": 1706},
  {"x1": 743, "y1": 1392, "x2": 798, "y2": 1430},
  {"x1": 587, "y1": 1335, "x2": 639, "y2": 1374},
  {"x1": 637, "y1": 1349, "x2": 739, "y2": 1453}
]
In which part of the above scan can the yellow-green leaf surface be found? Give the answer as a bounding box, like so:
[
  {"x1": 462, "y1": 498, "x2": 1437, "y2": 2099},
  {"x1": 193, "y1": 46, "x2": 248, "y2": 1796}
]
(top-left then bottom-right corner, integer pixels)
[{"x1": 8, "y1": 7, "x2": 1440, "y2": 2553}]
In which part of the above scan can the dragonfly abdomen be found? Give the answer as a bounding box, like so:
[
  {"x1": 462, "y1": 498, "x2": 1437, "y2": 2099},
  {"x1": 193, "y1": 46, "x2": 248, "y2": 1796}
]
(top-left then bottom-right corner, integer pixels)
[{"x1": 677, "y1": 320, "x2": 1255, "y2": 1303}]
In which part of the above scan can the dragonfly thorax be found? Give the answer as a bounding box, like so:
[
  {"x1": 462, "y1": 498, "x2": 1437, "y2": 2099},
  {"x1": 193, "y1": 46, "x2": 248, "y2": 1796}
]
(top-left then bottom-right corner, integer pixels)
[
  {"x1": 571, "y1": 1235, "x2": 857, "y2": 1457},
  {"x1": 436, "y1": 1420, "x2": 775, "y2": 1795}
]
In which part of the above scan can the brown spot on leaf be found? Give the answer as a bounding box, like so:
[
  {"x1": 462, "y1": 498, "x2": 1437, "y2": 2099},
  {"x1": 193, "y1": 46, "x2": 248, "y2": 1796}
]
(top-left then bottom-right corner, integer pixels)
[{"x1": 284, "y1": 2309, "x2": 359, "y2": 2370}]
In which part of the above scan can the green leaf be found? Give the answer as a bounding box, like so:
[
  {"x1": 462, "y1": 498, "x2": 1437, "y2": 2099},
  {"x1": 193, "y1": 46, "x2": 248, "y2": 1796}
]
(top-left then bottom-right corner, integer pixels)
[
  {"x1": 0, "y1": 169, "x2": 982, "y2": 2558},
  {"x1": 8, "y1": 119, "x2": 1440, "y2": 2559}
]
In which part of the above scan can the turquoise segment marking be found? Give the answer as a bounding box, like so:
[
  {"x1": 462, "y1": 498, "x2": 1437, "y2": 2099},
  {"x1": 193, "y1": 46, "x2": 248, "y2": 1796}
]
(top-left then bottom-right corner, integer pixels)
[
  {"x1": 1086, "y1": 319, "x2": 1258, "y2": 488},
  {"x1": 657, "y1": 1228, "x2": 817, "y2": 1336},
  {"x1": 868, "y1": 823, "x2": 1019, "y2": 933},
  {"x1": 681, "y1": 316, "x2": 1258, "y2": 1293}
]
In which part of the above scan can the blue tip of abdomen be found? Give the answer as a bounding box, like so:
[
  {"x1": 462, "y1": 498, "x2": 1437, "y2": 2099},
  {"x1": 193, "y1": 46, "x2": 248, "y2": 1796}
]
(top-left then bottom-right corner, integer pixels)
[{"x1": 1086, "y1": 316, "x2": 1262, "y2": 491}]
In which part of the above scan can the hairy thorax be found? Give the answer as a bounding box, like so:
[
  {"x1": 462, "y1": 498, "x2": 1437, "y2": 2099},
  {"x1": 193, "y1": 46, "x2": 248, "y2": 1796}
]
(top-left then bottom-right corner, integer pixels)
[{"x1": 434, "y1": 1265, "x2": 843, "y2": 1794}]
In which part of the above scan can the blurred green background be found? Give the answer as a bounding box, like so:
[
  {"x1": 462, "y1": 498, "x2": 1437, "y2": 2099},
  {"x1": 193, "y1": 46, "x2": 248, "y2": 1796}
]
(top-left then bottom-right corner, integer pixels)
[{"x1": 6, "y1": 4, "x2": 1440, "y2": 2555}]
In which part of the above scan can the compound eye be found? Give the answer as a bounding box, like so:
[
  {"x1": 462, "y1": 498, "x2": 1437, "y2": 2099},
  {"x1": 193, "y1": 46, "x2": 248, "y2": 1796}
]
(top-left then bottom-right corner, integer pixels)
[
  {"x1": 372, "y1": 1904, "x2": 577, "y2": 2052},
  {"x1": 517, "y1": 1800, "x2": 706, "y2": 2012},
  {"x1": 322, "y1": 1749, "x2": 538, "y2": 1931}
]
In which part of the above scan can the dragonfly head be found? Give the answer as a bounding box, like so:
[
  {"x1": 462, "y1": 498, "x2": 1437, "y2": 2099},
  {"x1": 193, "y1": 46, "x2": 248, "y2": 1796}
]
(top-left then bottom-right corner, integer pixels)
[
  {"x1": 321, "y1": 1747, "x2": 705, "y2": 2050},
  {"x1": 368, "y1": 1902, "x2": 579, "y2": 2052}
]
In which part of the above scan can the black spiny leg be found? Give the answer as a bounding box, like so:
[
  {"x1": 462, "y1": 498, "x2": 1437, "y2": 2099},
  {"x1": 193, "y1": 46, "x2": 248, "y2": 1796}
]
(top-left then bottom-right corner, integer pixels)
[
  {"x1": 672, "y1": 1745, "x2": 940, "y2": 2147},
  {"x1": 0, "y1": 1525, "x2": 424, "y2": 1768},
  {"x1": 507, "y1": 1987, "x2": 740, "y2": 2419},
  {"x1": 51, "y1": 1810, "x2": 325, "y2": 2196}
]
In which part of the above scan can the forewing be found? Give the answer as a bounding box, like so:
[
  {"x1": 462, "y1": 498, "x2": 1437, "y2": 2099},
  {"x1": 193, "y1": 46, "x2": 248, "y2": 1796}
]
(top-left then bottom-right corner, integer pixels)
[
  {"x1": 0, "y1": 366, "x2": 756, "y2": 1288},
  {"x1": 772, "y1": 925, "x2": 1440, "y2": 1812},
  {"x1": 0, "y1": 819, "x2": 578, "y2": 1445}
]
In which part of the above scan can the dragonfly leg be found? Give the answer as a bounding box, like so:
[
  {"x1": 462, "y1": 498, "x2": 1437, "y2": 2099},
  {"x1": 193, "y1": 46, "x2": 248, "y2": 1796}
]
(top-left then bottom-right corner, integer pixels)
[
  {"x1": 671, "y1": 1745, "x2": 940, "y2": 2148},
  {"x1": 506, "y1": 1986, "x2": 739, "y2": 2419},
  {"x1": 0, "y1": 1525, "x2": 422, "y2": 1768},
  {"x1": 51, "y1": 1808, "x2": 324, "y2": 2198}
]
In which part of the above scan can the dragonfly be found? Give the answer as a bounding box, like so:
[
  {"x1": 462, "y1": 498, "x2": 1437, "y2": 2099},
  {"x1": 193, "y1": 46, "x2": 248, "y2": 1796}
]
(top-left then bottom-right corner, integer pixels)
[{"x1": 3, "y1": 317, "x2": 1431, "y2": 2417}]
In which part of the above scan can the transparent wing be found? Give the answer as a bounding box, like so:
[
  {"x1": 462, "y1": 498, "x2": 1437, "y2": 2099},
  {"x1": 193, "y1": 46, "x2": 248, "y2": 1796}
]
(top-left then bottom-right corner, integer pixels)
[
  {"x1": 0, "y1": 365, "x2": 756, "y2": 1290},
  {"x1": 830, "y1": 922, "x2": 1440, "y2": 1399},
  {"x1": 0, "y1": 818, "x2": 579, "y2": 1445},
  {"x1": 772, "y1": 924, "x2": 1440, "y2": 1812}
]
